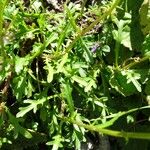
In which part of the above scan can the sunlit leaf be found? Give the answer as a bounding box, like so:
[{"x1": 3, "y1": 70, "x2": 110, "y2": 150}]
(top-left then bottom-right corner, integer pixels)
[
  {"x1": 57, "y1": 53, "x2": 68, "y2": 73},
  {"x1": 15, "y1": 56, "x2": 29, "y2": 74},
  {"x1": 84, "y1": 78, "x2": 97, "y2": 92},
  {"x1": 72, "y1": 75, "x2": 88, "y2": 87},
  {"x1": 44, "y1": 62, "x2": 54, "y2": 83},
  {"x1": 109, "y1": 69, "x2": 137, "y2": 96},
  {"x1": 16, "y1": 98, "x2": 46, "y2": 118},
  {"x1": 7, "y1": 110, "x2": 32, "y2": 139},
  {"x1": 61, "y1": 80, "x2": 74, "y2": 115},
  {"x1": 46, "y1": 135, "x2": 64, "y2": 150}
]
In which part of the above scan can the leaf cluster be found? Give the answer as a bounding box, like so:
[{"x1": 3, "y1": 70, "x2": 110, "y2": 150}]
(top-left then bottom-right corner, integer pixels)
[{"x1": 0, "y1": 0, "x2": 150, "y2": 149}]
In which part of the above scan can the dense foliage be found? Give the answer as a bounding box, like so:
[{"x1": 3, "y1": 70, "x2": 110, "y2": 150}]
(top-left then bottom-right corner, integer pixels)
[{"x1": 0, "y1": 0, "x2": 150, "y2": 149}]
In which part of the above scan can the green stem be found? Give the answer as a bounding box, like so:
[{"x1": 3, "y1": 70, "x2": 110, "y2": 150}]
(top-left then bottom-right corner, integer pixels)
[
  {"x1": 65, "y1": 0, "x2": 123, "y2": 53},
  {"x1": 0, "y1": 0, "x2": 7, "y2": 58},
  {"x1": 60, "y1": 106, "x2": 150, "y2": 140},
  {"x1": 61, "y1": 116, "x2": 150, "y2": 140},
  {"x1": 115, "y1": 41, "x2": 120, "y2": 68},
  {"x1": 123, "y1": 55, "x2": 150, "y2": 69},
  {"x1": 29, "y1": 43, "x2": 45, "y2": 61},
  {"x1": 80, "y1": 0, "x2": 88, "y2": 16},
  {"x1": 81, "y1": 0, "x2": 122, "y2": 36}
]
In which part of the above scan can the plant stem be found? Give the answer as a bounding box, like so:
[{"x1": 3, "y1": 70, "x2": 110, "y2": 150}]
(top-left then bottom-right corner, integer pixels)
[
  {"x1": 0, "y1": 1, "x2": 5, "y2": 56},
  {"x1": 60, "y1": 106, "x2": 150, "y2": 140},
  {"x1": 0, "y1": 0, "x2": 7, "y2": 58},
  {"x1": 61, "y1": 116, "x2": 150, "y2": 140},
  {"x1": 80, "y1": 0, "x2": 88, "y2": 16},
  {"x1": 123, "y1": 55, "x2": 150, "y2": 69},
  {"x1": 115, "y1": 41, "x2": 120, "y2": 68},
  {"x1": 65, "y1": 0, "x2": 123, "y2": 53}
]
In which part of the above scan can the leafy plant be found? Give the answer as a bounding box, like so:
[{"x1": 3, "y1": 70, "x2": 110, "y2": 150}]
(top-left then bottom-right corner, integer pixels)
[{"x1": 0, "y1": 0, "x2": 150, "y2": 149}]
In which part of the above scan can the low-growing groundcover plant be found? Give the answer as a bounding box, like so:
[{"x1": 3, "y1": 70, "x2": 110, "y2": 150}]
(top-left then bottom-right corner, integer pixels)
[{"x1": 0, "y1": 0, "x2": 150, "y2": 149}]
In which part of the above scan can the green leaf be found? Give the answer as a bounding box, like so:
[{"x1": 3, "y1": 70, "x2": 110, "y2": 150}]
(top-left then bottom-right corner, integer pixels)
[
  {"x1": 56, "y1": 53, "x2": 68, "y2": 73},
  {"x1": 84, "y1": 78, "x2": 97, "y2": 92},
  {"x1": 72, "y1": 125, "x2": 85, "y2": 150},
  {"x1": 0, "y1": 57, "x2": 11, "y2": 84},
  {"x1": 122, "y1": 70, "x2": 142, "y2": 92},
  {"x1": 44, "y1": 62, "x2": 54, "y2": 83},
  {"x1": 56, "y1": 23, "x2": 70, "y2": 52},
  {"x1": 121, "y1": 26, "x2": 132, "y2": 50},
  {"x1": 37, "y1": 14, "x2": 45, "y2": 29},
  {"x1": 112, "y1": 13, "x2": 132, "y2": 50},
  {"x1": 12, "y1": 71, "x2": 35, "y2": 99},
  {"x1": 26, "y1": 77, "x2": 35, "y2": 98},
  {"x1": 72, "y1": 130, "x2": 81, "y2": 150},
  {"x1": 16, "y1": 97, "x2": 46, "y2": 118},
  {"x1": 109, "y1": 69, "x2": 137, "y2": 96},
  {"x1": 31, "y1": 0, "x2": 42, "y2": 12},
  {"x1": 96, "y1": 106, "x2": 150, "y2": 129},
  {"x1": 7, "y1": 110, "x2": 32, "y2": 139},
  {"x1": 72, "y1": 75, "x2": 88, "y2": 87},
  {"x1": 12, "y1": 72, "x2": 28, "y2": 99},
  {"x1": 142, "y1": 34, "x2": 150, "y2": 56},
  {"x1": 45, "y1": 32, "x2": 58, "y2": 47},
  {"x1": 61, "y1": 80, "x2": 74, "y2": 116},
  {"x1": 46, "y1": 135, "x2": 64, "y2": 150},
  {"x1": 139, "y1": 0, "x2": 150, "y2": 34}
]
